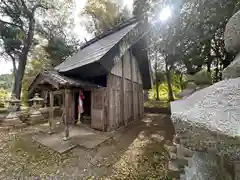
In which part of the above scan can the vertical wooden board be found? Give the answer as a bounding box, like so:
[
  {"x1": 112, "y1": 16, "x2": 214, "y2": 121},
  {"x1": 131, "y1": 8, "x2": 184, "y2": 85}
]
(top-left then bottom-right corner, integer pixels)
[
  {"x1": 132, "y1": 53, "x2": 137, "y2": 82},
  {"x1": 123, "y1": 51, "x2": 131, "y2": 80},
  {"x1": 139, "y1": 85, "x2": 144, "y2": 116},
  {"x1": 91, "y1": 109, "x2": 104, "y2": 131},
  {"x1": 107, "y1": 74, "x2": 122, "y2": 131},
  {"x1": 116, "y1": 89, "x2": 121, "y2": 127},
  {"x1": 134, "y1": 83, "x2": 139, "y2": 119},
  {"x1": 124, "y1": 79, "x2": 133, "y2": 123},
  {"x1": 91, "y1": 88, "x2": 107, "y2": 131},
  {"x1": 111, "y1": 56, "x2": 123, "y2": 77}
]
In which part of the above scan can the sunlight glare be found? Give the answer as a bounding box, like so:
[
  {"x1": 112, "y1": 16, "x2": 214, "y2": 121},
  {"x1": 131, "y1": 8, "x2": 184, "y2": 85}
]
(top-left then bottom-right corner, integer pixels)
[
  {"x1": 159, "y1": 6, "x2": 171, "y2": 21},
  {"x1": 123, "y1": 0, "x2": 133, "y2": 10}
]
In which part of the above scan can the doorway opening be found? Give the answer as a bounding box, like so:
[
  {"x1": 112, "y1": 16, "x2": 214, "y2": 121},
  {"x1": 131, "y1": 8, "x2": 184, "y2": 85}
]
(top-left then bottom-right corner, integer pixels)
[{"x1": 74, "y1": 91, "x2": 91, "y2": 125}]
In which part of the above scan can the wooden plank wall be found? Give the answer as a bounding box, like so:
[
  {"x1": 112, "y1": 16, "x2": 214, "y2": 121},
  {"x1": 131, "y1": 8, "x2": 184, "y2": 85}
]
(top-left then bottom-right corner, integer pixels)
[{"x1": 107, "y1": 49, "x2": 144, "y2": 131}]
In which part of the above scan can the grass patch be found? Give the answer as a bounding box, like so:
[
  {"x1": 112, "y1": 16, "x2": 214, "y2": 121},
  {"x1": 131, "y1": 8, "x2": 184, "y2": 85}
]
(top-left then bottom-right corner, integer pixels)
[{"x1": 144, "y1": 100, "x2": 169, "y2": 108}]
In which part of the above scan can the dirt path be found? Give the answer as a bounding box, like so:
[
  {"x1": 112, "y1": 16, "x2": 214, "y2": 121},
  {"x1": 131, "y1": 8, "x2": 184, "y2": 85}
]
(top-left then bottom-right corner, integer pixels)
[{"x1": 0, "y1": 114, "x2": 174, "y2": 180}]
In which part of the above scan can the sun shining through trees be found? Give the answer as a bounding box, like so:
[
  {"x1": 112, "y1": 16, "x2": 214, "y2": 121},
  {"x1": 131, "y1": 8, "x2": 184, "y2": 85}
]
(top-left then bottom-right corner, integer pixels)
[{"x1": 159, "y1": 6, "x2": 171, "y2": 21}]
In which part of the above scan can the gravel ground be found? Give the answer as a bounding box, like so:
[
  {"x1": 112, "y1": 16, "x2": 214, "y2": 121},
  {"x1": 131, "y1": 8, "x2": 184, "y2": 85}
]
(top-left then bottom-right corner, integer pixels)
[{"x1": 0, "y1": 114, "x2": 173, "y2": 180}]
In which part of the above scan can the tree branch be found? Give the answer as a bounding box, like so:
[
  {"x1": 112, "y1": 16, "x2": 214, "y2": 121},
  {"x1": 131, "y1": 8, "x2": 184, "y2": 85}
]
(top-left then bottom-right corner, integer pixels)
[
  {"x1": 0, "y1": 19, "x2": 22, "y2": 28},
  {"x1": 20, "y1": 0, "x2": 29, "y2": 13},
  {"x1": 32, "y1": 3, "x2": 51, "y2": 12}
]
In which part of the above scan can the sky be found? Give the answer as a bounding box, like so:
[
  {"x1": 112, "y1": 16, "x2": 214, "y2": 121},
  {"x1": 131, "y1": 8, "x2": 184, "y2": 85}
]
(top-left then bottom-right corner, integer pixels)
[{"x1": 0, "y1": 0, "x2": 133, "y2": 75}]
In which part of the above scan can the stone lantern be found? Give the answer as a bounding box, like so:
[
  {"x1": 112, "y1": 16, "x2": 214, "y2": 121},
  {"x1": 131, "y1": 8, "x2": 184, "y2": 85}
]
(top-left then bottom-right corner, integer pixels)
[
  {"x1": 29, "y1": 93, "x2": 44, "y2": 109},
  {"x1": 27, "y1": 93, "x2": 44, "y2": 125},
  {"x1": 4, "y1": 94, "x2": 21, "y2": 125}
]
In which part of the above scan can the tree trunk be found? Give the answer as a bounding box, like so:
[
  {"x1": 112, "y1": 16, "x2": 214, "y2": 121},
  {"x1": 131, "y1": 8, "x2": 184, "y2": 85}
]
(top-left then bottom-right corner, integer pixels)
[
  {"x1": 13, "y1": 18, "x2": 35, "y2": 99},
  {"x1": 215, "y1": 59, "x2": 219, "y2": 82},
  {"x1": 179, "y1": 74, "x2": 183, "y2": 90},
  {"x1": 166, "y1": 70, "x2": 174, "y2": 102},
  {"x1": 156, "y1": 80, "x2": 160, "y2": 101},
  {"x1": 207, "y1": 62, "x2": 211, "y2": 73}
]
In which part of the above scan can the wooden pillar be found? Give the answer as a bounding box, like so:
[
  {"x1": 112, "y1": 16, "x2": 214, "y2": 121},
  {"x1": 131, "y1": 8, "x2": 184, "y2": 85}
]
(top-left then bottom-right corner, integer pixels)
[
  {"x1": 121, "y1": 56, "x2": 126, "y2": 126},
  {"x1": 63, "y1": 88, "x2": 70, "y2": 141},
  {"x1": 130, "y1": 50, "x2": 135, "y2": 121},
  {"x1": 44, "y1": 91, "x2": 48, "y2": 107},
  {"x1": 48, "y1": 91, "x2": 54, "y2": 134}
]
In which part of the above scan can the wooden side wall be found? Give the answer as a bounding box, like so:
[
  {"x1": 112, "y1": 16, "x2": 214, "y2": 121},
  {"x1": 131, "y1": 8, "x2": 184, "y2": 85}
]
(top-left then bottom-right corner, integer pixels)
[{"x1": 107, "y1": 49, "x2": 144, "y2": 131}]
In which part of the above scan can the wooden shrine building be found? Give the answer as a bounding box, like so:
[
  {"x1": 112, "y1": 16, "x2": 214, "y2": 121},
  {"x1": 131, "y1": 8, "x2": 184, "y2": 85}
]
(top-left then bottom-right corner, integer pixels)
[{"x1": 29, "y1": 18, "x2": 152, "y2": 136}]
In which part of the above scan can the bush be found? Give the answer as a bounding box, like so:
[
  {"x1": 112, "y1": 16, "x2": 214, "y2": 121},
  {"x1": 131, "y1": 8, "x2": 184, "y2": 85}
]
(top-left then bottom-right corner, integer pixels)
[{"x1": 0, "y1": 88, "x2": 8, "y2": 108}]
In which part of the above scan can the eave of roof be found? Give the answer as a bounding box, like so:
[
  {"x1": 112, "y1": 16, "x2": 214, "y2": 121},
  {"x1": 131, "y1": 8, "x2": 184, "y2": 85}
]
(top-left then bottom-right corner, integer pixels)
[{"x1": 28, "y1": 71, "x2": 101, "y2": 93}]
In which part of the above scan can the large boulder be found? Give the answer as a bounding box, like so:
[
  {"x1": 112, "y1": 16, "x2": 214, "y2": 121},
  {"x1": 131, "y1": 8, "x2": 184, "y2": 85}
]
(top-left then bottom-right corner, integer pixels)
[
  {"x1": 186, "y1": 69, "x2": 212, "y2": 85},
  {"x1": 177, "y1": 69, "x2": 211, "y2": 99},
  {"x1": 171, "y1": 77, "x2": 240, "y2": 161},
  {"x1": 223, "y1": 10, "x2": 240, "y2": 79},
  {"x1": 222, "y1": 53, "x2": 240, "y2": 79},
  {"x1": 224, "y1": 10, "x2": 240, "y2": 53},
  {"x1": 184, "y1": 152, "x2": 232, "y2": 180}
]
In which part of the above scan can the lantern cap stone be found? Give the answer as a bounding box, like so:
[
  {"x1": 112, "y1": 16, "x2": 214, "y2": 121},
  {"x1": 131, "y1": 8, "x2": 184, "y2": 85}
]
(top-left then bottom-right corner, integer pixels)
[
  {"x1": 29, "y1": 93, "x2": 44, "y2": 102},
  {"x1": 7, "y1": 94, "x2": 20, "y2": 103}
]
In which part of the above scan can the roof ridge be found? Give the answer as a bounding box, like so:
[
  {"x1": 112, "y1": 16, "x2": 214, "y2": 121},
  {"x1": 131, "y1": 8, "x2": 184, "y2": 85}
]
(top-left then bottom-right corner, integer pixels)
[{"x1": 80, "y1": 17, "x2": 138, "y2": 50}]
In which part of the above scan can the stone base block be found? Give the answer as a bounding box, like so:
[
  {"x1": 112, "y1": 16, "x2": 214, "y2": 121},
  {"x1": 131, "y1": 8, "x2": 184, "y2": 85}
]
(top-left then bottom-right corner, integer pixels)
[
  {"x1": 234, "y1": 161, "x2": 240, "y2": 180},
  {"x1": 168, "y1": 160, "x2": 184, "y2": 179}
]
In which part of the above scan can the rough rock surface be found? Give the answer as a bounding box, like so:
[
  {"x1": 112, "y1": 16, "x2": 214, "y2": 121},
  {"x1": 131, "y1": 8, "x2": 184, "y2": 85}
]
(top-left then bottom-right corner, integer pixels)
[
  {"x1": 224, "y1": 10, "x2": 240, "y2": 53},
  {"x1": 171, "y1": 77, "x2": 240, "y2": 161},
  {"x1": 184, "y1": 152, "x2": 232, "y2": 180},
  {"x1": 222, "y1": 53, "x2": 240, "y2": 79}
]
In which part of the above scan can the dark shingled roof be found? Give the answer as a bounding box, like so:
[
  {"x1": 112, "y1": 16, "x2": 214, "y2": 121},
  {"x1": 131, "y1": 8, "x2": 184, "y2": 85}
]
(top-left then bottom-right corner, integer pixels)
[
  {"x1": 28, "y1": 71, "x2": 101, "y2": 92},
  {"x1": 55, "y1": 19, "x2": 138, "y2": 72}
]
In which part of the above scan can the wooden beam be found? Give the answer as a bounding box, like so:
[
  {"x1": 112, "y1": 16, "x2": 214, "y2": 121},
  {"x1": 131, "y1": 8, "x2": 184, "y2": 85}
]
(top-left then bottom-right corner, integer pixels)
[
  {"x1": 48, "y1": 91, "x2": 54, "y2": 134},
  {"x1": 130, "y1": 50, "x2": 135, "y2": 121},
  {"x1": 63, "y1": 88, "x2": 70, "y2": 141}
]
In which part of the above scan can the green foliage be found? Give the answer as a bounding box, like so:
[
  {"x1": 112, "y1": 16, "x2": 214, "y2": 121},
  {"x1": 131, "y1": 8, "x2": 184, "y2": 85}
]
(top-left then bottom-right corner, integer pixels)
[
  {"x1": 149, "y1": 82, "x2": 181, "y2": 101},
  {"x1": 82, "y1": 0, "x2": 131, "y2": 35},
  {"x1": 133, "y1": 0, "x2": 239, "y2": 81},
  {"x1": 0, "y1": 88, "x2": 9, "y2": 108},
  {"x1": 44, "y1": 36, "x2": 75, "y2": 67},
  {"x1": 149, "y1": 72, "x2": 182, "y2": 101},
  {"x1": 144, "y1": 100, "x2": 169, "y2": 108},
  {"x1": 0, "y1": 74, "x2": 13, "y2": 91},
  {"x1": 0, "y1": 0, "x2": 76, "y2": 99}
]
